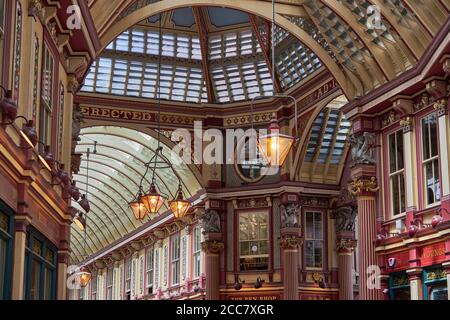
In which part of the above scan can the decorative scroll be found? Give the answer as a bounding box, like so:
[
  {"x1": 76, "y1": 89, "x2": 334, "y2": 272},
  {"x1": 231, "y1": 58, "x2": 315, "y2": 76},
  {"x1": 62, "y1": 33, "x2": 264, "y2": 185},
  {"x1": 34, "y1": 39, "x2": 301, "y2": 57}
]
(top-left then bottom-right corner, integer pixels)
[
  {"x1": 13, "y1": 1, "x2": 23, "y2": 103},
  {"x1": 279, "y1": 235, "x2": 302, "y2": 250},
  {"x1": 32, "y1": 33, "x2": 39, "y2": 123},
  {"x1": 58, "y1": 82, "x2": 65, "y2": 161},
  {"x1": 348, "y1": 177, "x2": 379, "y2": 196}
]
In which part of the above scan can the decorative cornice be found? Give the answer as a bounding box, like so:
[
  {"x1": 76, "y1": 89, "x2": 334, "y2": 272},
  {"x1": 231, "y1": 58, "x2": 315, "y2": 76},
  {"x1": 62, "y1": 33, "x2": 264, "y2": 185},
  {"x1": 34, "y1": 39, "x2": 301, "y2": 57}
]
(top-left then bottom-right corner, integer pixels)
[
  {"x1": 280, "y1": 234, "x2": 302, "y2": 250},
  {"x1": 232, "y1": 197, "x2": 271, "y2": 209},
  {"x1": 348, "y1": 176, "x2": 379, "y2": 196},
  {"x1": 201, "y1": 240, "x2": 224, "y2": 254}
]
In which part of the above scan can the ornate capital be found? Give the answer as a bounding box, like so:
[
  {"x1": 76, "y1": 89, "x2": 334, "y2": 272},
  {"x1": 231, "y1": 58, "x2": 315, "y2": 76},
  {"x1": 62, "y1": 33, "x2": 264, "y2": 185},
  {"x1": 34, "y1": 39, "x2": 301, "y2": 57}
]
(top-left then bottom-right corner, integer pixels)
[
  {"x1": 434, "y1": 99, "x2": 448, "y2": 117},
  {"x1": 201, "y1": 240, "x2": 224, "y2": 254},
  {"x1": 399, "y1": 116, "x2": 414, "y2": 133},
  {"x1": 348, "y1": 176, "x2": 379, "y2": 196},
  {"x1": 336, "y1": 238, "x2": 357, "y2": 253},
  {"x1": 280, "y1": 234, "x2": 302, "y2": 250}
]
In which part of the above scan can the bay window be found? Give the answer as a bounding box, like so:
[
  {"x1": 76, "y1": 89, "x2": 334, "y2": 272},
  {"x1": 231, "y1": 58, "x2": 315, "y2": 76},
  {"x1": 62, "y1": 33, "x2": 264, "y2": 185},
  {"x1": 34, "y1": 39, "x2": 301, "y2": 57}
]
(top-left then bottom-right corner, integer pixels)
[
  {"x1": 239, "y1": 211, "x2": 269, "y2": 271},
  {"x1": 305, "y1": 211, "x2": 324, "y2": 269},
  {"x1": 171, "y1": 235, "x2": 180, "y2": 285},
  {"x1": 146, "y1": 246, "x2": 153, "y2": 294},
  {"x1": 388, "y1": 130, "x2": 405, "y2": 215},
  {"x1": 193, "y1": 226, "x2": 202, "y2": 278},
  {"x1": 422, "y1": 113, "x2": 440, "y2": 206}
]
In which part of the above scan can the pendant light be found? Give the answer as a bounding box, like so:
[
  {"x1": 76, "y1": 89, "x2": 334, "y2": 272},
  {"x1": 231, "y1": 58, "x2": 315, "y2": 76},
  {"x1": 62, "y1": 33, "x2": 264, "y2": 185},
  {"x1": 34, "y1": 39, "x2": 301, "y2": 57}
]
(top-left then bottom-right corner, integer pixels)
[
  {"x1": 168, "y1": 184, "x2": 191, "y2": 219},
  {"x1": 252, "y1": 0, "x2": 298, "y2": 167},
  {"x1": 128, "y1": 13, "x2": 191, "y2": 220}
]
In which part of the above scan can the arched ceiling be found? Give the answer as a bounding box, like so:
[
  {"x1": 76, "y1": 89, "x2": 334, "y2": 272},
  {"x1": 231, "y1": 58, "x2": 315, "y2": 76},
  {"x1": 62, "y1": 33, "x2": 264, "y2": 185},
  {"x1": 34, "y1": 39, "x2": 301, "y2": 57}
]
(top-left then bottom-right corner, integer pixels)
[
  {"x1": 84, "y1": 0, "x2": 450, "y2": 100},
  {"x1": 70, "y1": 126, "x2": 203, "y2": 262}
]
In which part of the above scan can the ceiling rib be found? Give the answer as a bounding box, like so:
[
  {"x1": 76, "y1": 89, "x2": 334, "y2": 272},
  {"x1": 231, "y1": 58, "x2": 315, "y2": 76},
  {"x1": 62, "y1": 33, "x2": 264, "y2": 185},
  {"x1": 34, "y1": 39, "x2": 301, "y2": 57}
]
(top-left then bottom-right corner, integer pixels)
[
  {"x1": 248, "y1": 14, "x2": 283, "y2": 94},
  {"x1": 192, "y1": 6, "x2": 215, "y2": 103}
]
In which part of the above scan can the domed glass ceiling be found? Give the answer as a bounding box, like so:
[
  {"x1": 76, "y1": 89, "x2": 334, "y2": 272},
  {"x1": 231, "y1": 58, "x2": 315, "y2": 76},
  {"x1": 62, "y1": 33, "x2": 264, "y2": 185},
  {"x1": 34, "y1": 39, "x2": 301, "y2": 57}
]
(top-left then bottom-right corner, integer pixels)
[
  {"x1": 70, "y1": 126, "x2": 203, "y2": 262},
  {"x1": 81, "y1": 6, "x2": 322, "y2": 104}
]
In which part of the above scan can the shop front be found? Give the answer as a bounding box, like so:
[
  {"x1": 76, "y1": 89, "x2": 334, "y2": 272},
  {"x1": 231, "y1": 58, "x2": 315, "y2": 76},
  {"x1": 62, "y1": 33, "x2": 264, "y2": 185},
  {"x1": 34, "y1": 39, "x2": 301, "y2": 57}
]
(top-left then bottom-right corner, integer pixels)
[{"x1": 386, "y1": 241, "x2": 448, "y2": 300}]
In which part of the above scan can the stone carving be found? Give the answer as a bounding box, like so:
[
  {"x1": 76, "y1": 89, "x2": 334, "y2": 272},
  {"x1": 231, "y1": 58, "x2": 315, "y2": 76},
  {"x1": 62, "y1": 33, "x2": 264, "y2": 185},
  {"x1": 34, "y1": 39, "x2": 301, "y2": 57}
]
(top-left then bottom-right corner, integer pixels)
[
  {"x1": 381, "y1": 110, "x2": 396, "y2": 127},
  {"x1": 280, "y1": 203, "x2": 299, "y2": 228},
  {"x1": 72, "y1": 104, "x2": 85, "y2": 142},
  {"x1": 280, "y1": 235, "x2": 302, "y2": 250},
  {"x1": 336, "y1": 238, "x2": 357, "y2": 252},
  {"x1": 414, "y1": 93, "x2": 433, "y2": 111},
  {"x1": 334, "y1": 206, "x2": 357, "y2": 233},
  {"x1": 201, "y1": 209, "x2": 221, "y2": 233},
  {"x1": 201, "y1": 240, "x2": 224, "y2": 254},
  {"x1": 399, "y1": 116, "x2": 413, "y2": 133},
  {"x1": 348, "y1": 132, "x2": 376, "y2": 166}
]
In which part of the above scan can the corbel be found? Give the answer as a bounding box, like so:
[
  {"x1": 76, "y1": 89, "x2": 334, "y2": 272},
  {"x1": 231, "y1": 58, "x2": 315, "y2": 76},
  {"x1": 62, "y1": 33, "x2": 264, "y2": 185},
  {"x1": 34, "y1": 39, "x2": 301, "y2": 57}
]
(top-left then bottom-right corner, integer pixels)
[
  {"x1": 425, "y1": 78, "x2": 448, "y2": 100},
  {"x1": 111, "y1": 251, "x2": 123, "y2": 262},
  {"x1": 391, "y1": 96, "x2": 414, "y2": 116},
  {"x1": 44, "y1": 6, "x2": 57, "y2": 25}
]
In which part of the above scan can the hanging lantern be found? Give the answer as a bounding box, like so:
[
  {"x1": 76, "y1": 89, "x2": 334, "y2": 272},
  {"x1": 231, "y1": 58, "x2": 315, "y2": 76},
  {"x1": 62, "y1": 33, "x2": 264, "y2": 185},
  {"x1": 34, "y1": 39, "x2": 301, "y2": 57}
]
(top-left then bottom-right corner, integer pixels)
[
  {"x1": 169, "y1": 186, "x2": 191, "y2": 219},
  {"x1": 257, "y1": 114, "x2": 295, "y2": 167},
  {"x1": 0, "y1": 89, "x2": 17, "y2": 122},
  {"x1": 68, "y1": 181, "x2": 81, "y2": 201},
  {"x1": 129, "y1": 192, "x2": 149, "y2": 220},
  {"x1": 78, "y1": 267, "x2": 92, "y2": 287},
  {"x1": 20, "y1": 120, "x2": 38, "y2": 148},
  {"x1": 78, "y1": 194, "x2": 90, "y2": 213},
  {"x1": 140, "y1": 183, "x2": 166, "y2": 214}
]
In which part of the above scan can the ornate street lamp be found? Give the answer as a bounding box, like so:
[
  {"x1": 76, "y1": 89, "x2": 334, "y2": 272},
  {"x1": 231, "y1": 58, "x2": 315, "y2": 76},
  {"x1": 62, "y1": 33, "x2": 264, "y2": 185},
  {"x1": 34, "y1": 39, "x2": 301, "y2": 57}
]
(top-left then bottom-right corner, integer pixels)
[{"x1": 168, "y1": 185, "x2": 191, "y2": 219}]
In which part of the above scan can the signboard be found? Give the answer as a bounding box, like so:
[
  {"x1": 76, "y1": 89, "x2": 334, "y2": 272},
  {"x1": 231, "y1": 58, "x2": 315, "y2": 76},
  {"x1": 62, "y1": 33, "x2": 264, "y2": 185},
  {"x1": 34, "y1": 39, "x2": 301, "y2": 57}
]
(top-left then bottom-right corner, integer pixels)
[
  {"x1": 386, "y1": 251, "x2": 409, "y2": 272},
  {"x1": 226, "y1": 294, "x2": 280, "y2": 301},
  {"x1": 421, "y1": 242, "x2": 446, "y2": 267}
]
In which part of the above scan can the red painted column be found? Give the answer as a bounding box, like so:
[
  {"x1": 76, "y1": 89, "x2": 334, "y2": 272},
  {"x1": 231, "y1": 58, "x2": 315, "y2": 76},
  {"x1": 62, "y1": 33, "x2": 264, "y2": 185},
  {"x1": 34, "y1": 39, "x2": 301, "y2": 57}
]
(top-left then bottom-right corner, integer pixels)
[
  {"x1": 349, "y1": 165, "x2": 382, "y2": 300},
  {"x1": 336, "y1": 237, "x2": 356, "y2": 300},
  {"x1": 201, "y1": 234, "x2": 223, "y2": 300},
  {"x1": 280, "y1": 227, "x2": 302, "y2": 300}
]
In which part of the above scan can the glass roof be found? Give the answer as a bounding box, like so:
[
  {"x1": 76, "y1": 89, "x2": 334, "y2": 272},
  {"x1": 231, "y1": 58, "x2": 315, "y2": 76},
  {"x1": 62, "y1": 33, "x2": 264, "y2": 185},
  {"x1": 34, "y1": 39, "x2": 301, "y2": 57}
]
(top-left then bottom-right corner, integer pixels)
[
  {"x1": 81, "y1": 7, "x2": 323, "y2": 104},
  {"x1": 70, "y1": 126, "x2": 202, "y2": 262},
  {"x1": 303, "y1": 95, "x2": 350, "y2": 165}
]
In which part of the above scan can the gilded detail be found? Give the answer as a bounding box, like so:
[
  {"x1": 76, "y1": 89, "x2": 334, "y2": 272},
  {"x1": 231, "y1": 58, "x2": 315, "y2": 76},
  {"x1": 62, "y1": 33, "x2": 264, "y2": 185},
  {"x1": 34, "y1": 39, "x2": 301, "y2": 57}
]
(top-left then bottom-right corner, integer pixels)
[
  {"x1": 201, "y1": 240, "x2": 224, "y2": 254},
  {"x1": 280, "y1": 235, "x2": 302, "y2": 250},
  {"x1": 348, "y1": 177, "x2": 379, "y2": 196}
]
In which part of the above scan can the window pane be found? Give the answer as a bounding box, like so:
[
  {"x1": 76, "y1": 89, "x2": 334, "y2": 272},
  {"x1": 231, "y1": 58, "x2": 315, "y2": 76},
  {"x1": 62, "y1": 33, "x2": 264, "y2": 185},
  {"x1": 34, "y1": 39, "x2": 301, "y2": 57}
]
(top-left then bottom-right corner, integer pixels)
[
  {"x1": 389, "y1": 133, "x2": 396, "y2": 173},
  {"x1": 396, "y1": 130, "x2": 404, "y2": 170},
  {"x1": 392, "y1": 176, "x2": 400, "y2": 215},
  {"x1": 30, "y1": 260, "x2": 40, "y2": 300},
  {"x1": 305, "y1": 212, "x2": 324, "y2": 268},
  {"x1": 399, "y1": 174, "x2": 406, "y2": 213},
  {"x1": 429, "y1": 115, "x2": 438, "y2": 157},
  {"x1": 239, "y1": 212, "x2": 269, "y2": 271},
  {"x1": 422, "y1": 116, "x2": 431, "y2": 160}
]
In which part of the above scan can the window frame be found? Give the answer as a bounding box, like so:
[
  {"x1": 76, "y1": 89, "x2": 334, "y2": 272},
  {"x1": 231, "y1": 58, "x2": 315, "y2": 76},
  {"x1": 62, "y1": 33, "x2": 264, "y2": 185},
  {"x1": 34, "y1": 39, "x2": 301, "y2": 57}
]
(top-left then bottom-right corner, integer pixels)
[
  {"x1": 106, "y1": 267, "x2": 113, "y2": 300},
  {"x1": 145, "y1": 246, "x2": 153, "y2": 292},
  {"x1": 303, "y1": 209, "x2": 325, "y2": 270},
  {"x1": 91, "y1": 275, "x2": 97, "y2": 300},
  {"x1": 170, "y1": 234, "x2": 181, "y2": 286},
  {"x1": 125, "y1": 258, "x2": 131, "y2": 295},
  {"x1": 192, "y1": 225, "x2": 202, "y2": 279},
  {"x1": 419, "y1": 112, "x2": 441, "y2": 208},
  {"x1": 237, "y1": 209, "x2": 270, "y2": 272},
  {"x1": 24, "y1": 227, "x2": 57, "y2": 300},
  {"x1": 39, "y1": 42, "x2": 55, "y2": 147},
  {"x1": 387, "y1": 129, "x2": 406, "y2": 217}
]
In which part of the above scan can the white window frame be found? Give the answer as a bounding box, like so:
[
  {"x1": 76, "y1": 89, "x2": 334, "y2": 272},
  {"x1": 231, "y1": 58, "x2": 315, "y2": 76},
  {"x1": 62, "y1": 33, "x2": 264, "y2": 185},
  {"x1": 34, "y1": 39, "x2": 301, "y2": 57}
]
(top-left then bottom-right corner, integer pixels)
[
  {"x1": 91, "y1": 276, "x2": 97, "y2": 300},
  {"x1": 125, "y1": 259, "x2": 131, "y2": 294},
  {"x1": 145, "y1": 246, "x2": 153, "y2": 291},
  {"x1": 304, "y1": 211, "x2": 324, "y2": 270},
  {"x1": 171, "y1": 235, "x2": 180, "y2": 286},
  {"x1": 388, "y1": 129, "x2": 406, "y2": 217},
  {"x1": 421, "y1": 113, "x2": 440, "y2": 207},
  {"x1": 106, "y1": 267, "x2": 113, "y2": 300},
  {"x1": 193, "y1": 226, "x2": 202, "y2": 279}
]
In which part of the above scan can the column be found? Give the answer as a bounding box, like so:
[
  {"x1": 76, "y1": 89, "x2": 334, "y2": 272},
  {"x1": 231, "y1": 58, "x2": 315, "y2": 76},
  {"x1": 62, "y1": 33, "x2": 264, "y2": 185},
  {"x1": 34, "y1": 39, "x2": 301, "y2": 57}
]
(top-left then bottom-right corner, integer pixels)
[
  {"x1": 406, "y1": 268, "x2": 423, "y2": 300},
  {"x1": 200, "y1": 209, "x2": 223, "y2": 300},
  {"x1": 11, "y1": 218, "x2": 28, "y2": 299},
  {"x1": 336, "y1": 239, "x2": 356, "y2": 300},
  {"x1": 280, "y1": 228, "x2": 302, "y2": 300},
  {"x1": 434, "y1": 98, "x2": 450, "y2": 213},
  {"x1": 57, "y1": 251, "x2": 69, "y2": 300},
  {"x1": 201, "y1": 238, "x2": 223, "y2": 300},
  {"x1": 349, "y1": 165, "x2": 381, "y2": 300}
]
